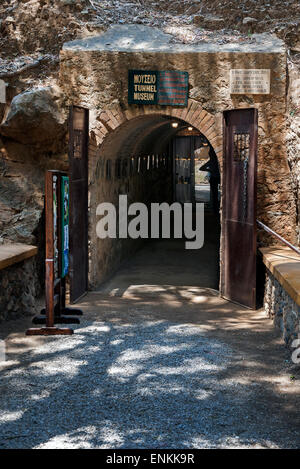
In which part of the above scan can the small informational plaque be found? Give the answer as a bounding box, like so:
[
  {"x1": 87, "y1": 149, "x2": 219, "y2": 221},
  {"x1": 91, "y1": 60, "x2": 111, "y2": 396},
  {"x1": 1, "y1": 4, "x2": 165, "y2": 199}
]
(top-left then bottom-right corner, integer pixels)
[
  {"x1": 0, "y1": 80, "x2": 6, "y2": 103},
  {"x1": 128, "y1": 70, "x2": 189, "y2": 106},
  {"x1": 230, "y1": 69, "x2": 271, "y2": 95}
]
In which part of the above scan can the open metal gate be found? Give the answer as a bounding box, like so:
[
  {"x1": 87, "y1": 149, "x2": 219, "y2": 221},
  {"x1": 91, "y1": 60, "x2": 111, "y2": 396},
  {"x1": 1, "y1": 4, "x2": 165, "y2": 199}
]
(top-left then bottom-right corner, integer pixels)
[
  {"x1": 68, "y1": 106, "x2": 89, "y2": 303},
  {"x1": 221, "y1": 108, "x2": 258, "y2": 309}
]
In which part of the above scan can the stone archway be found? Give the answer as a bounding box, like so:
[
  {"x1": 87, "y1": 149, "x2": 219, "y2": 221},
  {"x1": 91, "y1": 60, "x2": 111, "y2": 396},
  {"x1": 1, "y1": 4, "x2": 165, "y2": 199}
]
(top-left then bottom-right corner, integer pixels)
[
  {"x1": 88, "y1": 100, "x2": 222, "y2": 183},
  {"x1": 86, "y1": 102, "x2": 221, "y2": 288}
]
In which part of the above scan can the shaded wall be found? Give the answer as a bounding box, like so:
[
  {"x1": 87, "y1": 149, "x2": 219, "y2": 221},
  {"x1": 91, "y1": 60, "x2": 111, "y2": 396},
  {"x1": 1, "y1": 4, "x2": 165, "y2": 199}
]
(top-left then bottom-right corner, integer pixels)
[{"x1": 88, "y1": 116, "x2": 173, "y2": 287}]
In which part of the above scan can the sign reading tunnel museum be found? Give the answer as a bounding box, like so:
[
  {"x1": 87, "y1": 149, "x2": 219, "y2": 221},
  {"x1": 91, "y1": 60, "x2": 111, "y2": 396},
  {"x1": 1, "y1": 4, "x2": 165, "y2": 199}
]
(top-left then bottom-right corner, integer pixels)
[
  {"x1": 230, "y1": 69, "x2": 271, "y2": 95},
  {"x1": 128, "y1": 70, "x2": 189, "y2": 107}
]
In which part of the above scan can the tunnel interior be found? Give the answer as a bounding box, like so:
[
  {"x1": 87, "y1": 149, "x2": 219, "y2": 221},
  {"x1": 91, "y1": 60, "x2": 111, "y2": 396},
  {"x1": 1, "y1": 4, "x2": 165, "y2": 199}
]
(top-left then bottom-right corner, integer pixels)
[{"x1": 89, "y1": 114, "x2": 220, "y2": 293}]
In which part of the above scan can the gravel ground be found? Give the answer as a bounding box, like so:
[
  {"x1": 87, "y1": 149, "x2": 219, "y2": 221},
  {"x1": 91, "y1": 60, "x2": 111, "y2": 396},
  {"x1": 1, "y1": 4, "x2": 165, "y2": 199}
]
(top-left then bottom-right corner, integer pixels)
[{"x1": 0, "y1": 316, "x2": 299, "y2": 449}]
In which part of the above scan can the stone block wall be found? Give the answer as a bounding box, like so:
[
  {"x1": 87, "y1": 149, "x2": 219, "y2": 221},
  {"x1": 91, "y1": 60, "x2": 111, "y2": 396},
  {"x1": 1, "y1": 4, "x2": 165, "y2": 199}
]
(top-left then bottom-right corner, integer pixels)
[
  {"x1": 89, "y1": 149, "x2": 172, "y2": 288},
  {"x1": 0, "y1": 257, "x2": 40, "y2": 322},
  {"x1": 264, "y1": 271, "x2": 300, "y2": 346}
]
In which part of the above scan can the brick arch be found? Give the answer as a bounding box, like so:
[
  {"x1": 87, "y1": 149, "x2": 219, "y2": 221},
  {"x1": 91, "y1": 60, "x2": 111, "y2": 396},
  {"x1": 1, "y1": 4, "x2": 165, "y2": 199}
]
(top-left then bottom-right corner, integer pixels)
[{"x1": 88, "y1": 99, "x2": 223, "y2": 181}]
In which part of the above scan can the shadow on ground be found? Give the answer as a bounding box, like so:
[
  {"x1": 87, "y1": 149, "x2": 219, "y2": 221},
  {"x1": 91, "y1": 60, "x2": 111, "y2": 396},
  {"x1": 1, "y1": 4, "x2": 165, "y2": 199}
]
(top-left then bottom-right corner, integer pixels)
[
  {"x1": 0, "y1": 219, "x2": 299, "y2": 448},
  {"x1": 0, "y1": 301, "x2": 300, "y2": 449}
]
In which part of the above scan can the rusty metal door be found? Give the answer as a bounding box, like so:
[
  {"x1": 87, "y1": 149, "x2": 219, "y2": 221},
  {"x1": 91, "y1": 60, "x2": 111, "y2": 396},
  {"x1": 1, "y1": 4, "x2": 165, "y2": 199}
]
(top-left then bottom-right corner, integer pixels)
[
  {"x1": 221, "y1": 108, "x2": 258, "y2": 309},
  {"x1": 68, "y1": 106, "x2": 89, "y2": 303}
]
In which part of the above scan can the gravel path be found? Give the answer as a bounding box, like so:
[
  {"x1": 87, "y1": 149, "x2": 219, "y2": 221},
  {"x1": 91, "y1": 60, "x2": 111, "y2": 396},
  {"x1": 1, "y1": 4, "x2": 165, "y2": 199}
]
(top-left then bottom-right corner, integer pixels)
[{"x1": 0, "y1": 316, "x2": 299, "y2": 449}]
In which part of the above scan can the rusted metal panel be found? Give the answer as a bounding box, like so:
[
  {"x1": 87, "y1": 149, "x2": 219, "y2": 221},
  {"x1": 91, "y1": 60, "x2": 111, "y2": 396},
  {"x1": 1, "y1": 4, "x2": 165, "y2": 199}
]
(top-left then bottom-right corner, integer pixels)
[
  {"x1": 69, "y1": 106, "x2": 89, "y2": 303},
  {"x1": 221, "y1": 108, "x2": 258, "y2": 309}
]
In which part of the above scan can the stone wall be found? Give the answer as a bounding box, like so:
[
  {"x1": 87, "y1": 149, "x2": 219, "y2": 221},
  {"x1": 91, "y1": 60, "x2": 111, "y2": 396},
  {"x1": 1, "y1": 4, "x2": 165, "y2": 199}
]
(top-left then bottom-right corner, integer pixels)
[
  {"x1": 0, "y1": 257, "x2": 40, "y2": 322},
  {"x1": 60, "y1": 29, "x2": 297, "y2": 243},
  {"x1": 264, "y1": 270, "x2": 300, "y2": 346}
]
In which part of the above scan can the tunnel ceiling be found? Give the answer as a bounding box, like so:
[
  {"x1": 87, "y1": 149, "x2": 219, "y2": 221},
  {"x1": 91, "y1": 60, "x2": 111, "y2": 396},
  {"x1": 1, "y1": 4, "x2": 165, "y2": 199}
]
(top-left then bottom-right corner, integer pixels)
[{"x1": 99, "y1": 114, "x2": 203, "y2": 161}]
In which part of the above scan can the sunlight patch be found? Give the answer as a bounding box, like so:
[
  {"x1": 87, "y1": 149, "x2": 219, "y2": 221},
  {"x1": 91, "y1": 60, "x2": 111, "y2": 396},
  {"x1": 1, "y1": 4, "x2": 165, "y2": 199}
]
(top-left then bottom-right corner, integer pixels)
[
  {"x1": 155, "y1": 357, "x2": 221, "y2": 375},
  {"x1": 110, "y1": 339, "x2": 124, "y2": 346},
  {"x1": 117, "y1": 344, "x2": 190, "y2": 362},
  {"x1": 107, "y1": 364, "x2": 142, "y2": 378},
  {"x1": 0, "y1": 410, "x2": 24, "y2": 423},
  {"x1": 35, "y1": 426, "x2": 98, "y2": 449},
  {"x1": 165, "y1": 324, "x2": 204, "y2": 336}
]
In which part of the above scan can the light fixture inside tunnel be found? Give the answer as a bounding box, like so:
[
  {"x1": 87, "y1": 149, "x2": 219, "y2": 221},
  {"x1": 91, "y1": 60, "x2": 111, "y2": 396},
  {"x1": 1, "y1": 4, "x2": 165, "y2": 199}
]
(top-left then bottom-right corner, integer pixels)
[
  {"x1": 188, "y1": 126, "x2": 193, "y2": 131},
  {"x1": 171, "y1": 122, "x2": 179, "y2": 128}
]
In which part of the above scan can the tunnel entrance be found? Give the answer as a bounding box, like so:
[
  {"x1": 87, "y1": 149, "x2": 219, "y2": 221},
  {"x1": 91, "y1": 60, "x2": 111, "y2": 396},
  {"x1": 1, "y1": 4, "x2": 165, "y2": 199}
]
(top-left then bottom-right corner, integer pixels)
[
  {"x1": 63, "y1": 25, "x2": 297, "y2": 310},
  {"x1": 87, "y1": 113, "x2": 221, "y2": 296}
]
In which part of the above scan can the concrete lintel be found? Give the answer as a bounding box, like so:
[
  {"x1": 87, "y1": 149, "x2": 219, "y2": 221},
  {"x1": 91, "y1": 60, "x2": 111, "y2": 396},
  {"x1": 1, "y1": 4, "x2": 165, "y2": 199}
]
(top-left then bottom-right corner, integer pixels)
[{"x1": 62, "y1": 25, "x2": 285, "y2": 55}]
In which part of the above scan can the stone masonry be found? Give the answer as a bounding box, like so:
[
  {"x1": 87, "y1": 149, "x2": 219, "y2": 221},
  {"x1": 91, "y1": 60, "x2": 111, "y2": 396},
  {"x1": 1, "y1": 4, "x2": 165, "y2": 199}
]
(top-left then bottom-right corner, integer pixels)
[{"x1": 0, "y1": 257, "x2": 40, "y2": 322}]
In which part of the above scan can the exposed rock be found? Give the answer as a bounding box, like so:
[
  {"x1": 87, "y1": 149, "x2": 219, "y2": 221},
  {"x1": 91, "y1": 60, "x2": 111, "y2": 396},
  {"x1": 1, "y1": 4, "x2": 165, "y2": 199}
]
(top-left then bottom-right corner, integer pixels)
[
  {"x1": 292, "y1": 41, "x2": 300, "y2": 53},
  {"x1": 193, "y1": 14, "x2": 204, "y2": 25},
  {"x1": 193, "y1": 14, "x2": 225, "y2": 28},
  {"x1": 243, "y1": 17, "x2": 258, "y2": 25},
  {"x1": 0, "y1": 86, "x2": 67, "y2": 145}
]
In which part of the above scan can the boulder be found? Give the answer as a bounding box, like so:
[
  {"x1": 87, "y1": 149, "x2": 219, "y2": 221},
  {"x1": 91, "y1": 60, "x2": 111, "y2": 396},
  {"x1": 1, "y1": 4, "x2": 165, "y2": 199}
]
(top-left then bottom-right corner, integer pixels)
[{"x1": 0, "y1": 87, "x2": 67, "y2": 144}]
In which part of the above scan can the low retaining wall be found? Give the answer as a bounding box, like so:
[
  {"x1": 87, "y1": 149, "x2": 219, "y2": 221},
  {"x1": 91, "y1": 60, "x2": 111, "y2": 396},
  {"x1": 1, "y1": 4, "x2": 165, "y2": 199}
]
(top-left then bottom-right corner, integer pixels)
[
  {"x1": 0, "y1": 244, "x2": 39, "y2": 322},
  {"x1": 261, "y1": 247, "x2": 300, "y2": 346},
  {"x1": 0, "y1": 257, "x2": 40, "y2": 322}
]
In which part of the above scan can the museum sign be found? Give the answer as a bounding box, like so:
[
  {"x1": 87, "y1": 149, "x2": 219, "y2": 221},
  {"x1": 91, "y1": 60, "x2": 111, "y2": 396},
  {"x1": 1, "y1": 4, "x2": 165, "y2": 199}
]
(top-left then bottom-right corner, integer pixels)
[{"x1": 128, "y1": 70, "x2": 189, "y2": 107}]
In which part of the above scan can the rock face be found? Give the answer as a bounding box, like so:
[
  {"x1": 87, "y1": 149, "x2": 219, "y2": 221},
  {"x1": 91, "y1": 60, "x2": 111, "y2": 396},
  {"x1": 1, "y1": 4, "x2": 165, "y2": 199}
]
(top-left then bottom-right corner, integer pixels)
[
  {"x1": 286, "y1": 59, "x2": 300, "y2": 244},
  {"x1": 0, "y1": 257, "x2": 40, "y2": 322},
  {"x1": 0, "y1": 87, "x2": 67, "y2": 145}
]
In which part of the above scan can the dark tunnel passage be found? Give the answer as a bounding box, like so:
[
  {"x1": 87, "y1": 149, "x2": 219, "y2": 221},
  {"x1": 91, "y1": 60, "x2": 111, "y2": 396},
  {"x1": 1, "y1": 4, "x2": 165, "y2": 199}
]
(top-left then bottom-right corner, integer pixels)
[{"x1": 89, "y1": 114, "x2": 221, "y2": 294}]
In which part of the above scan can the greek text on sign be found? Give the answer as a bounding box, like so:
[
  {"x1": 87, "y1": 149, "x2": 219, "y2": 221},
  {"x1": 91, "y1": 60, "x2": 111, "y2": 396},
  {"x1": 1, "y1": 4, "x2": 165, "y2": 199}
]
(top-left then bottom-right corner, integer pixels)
[
  {"x1": 128, "y1": 70, "x2": 189, "y2": 107},
  {"x1": 230, "y1": 69, "x2": 271, "y2": 95}
]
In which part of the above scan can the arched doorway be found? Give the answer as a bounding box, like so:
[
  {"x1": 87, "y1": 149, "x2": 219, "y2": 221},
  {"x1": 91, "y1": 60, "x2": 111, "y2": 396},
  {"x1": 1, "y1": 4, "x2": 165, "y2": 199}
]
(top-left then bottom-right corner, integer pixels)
[
  {"x1": 87, "y1": 110, "x2": 221, "y2": 293},
  {"x1": 69, "y1": 105, "x2": 260, "y2": 309}
]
